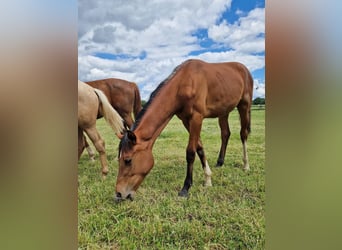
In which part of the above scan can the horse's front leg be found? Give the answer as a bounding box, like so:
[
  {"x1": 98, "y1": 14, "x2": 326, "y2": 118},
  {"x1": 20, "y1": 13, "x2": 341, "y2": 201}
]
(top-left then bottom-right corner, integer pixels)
[
  {"x1": 78, "y1": 127, "x2": 85, "y2": 160},
  {"x1": 178, "y1": 114, "x2": 203, "y2": 197},
  {"x1": 178, "y1": 147, "x2": 196, "y2": 197}
]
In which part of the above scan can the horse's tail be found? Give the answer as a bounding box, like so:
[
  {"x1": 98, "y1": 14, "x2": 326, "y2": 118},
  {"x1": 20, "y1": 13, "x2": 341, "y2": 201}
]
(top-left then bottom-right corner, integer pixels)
[
  {"x1": 132, "y1": 82, "x2": 142, "y2": 119},
  {"x1": 94, "y1": 88, "x2": 124, "y2": 135}
]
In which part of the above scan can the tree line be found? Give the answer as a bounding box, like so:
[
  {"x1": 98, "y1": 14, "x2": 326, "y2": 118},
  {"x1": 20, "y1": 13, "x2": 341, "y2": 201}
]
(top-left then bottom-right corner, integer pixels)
[{"x1": 252, "y1": 97, "x2": 265, "y2": 105}]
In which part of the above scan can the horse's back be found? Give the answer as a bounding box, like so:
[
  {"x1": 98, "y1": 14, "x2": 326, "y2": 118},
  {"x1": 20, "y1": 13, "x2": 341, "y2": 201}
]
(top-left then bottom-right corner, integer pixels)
[
  {"x1": 86, "y1": 78, "x2": 136, "y2": 110},
  {"x1": 87, "y1": 78, "x2": 140, "y2": 119},
  {"x1": 176, "y1": 60, "x2": 253, "y2": 118},
  {"x1": 87, "y1": 78, "x2": 135, "y2": 97},
  {"x1": 185, "y1": 60, "x2": 251, "y2": 90}
]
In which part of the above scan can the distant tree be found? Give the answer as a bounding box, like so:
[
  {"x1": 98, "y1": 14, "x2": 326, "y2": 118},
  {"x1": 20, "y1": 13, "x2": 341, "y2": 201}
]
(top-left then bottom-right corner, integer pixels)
[
  {"x1": 253, "y1": 97, "x2": 265, "y2": 105},
  {"x1": 141, "y1": 100, "x2": 147, "y2": 107}
]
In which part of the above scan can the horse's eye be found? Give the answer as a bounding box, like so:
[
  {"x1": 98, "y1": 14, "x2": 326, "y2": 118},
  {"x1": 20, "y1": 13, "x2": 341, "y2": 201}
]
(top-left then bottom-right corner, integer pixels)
[{"x1": 124, "y1": 158, "x2": 132, "y2": 166}]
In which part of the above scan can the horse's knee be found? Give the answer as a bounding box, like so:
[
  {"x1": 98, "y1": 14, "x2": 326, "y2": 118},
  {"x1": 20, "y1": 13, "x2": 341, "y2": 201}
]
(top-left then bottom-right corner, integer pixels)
[
  {"x1": 221, "y1": 129, "x2": 231, "y2": 140},
  {"x1": 94, "y1": 139, "x2": 105, "y2": 153}
]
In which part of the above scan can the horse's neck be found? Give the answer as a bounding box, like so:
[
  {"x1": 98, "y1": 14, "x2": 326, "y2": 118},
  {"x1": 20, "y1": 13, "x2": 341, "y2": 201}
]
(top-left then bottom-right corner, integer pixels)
[{"x1": 134, "y1": 89, "x2": 179, "y2": 147}]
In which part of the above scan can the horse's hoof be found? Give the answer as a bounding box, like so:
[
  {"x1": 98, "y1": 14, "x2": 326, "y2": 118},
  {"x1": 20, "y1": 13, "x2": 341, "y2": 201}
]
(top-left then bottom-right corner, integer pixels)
[
  {"x1": 243, "y1": 165, "x2": 250, "y2": 171},
  {"x1": 216, "y1": 162, "x2": 223, "y2": 168},
  {"x1": 216, "y1": 158, "x2": 224, "y2": 167},
  {"x1": 178, "y1": 190, "x2": 188, "y2": 197},
  {"x1": 204, "y1": 180, "x2": 212, "y2": 187}
]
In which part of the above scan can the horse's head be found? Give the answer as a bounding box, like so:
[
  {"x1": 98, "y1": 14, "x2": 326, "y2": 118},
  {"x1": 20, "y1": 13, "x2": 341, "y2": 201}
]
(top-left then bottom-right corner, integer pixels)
[{"x1": 115, "y1": 130, "x2": 154, "y2": 201}]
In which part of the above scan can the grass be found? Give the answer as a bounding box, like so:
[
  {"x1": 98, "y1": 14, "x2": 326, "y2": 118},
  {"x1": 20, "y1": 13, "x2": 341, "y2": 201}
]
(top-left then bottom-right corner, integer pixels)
[{"x1": 78, "y1": 109, "x2": 265, "y2": 249}]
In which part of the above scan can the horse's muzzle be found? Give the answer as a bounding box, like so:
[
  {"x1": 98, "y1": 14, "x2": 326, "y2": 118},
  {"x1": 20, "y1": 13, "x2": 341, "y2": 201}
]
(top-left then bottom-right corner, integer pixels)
[{"x1": 115, "y1": 192, "x2": 134, "y2": 202}]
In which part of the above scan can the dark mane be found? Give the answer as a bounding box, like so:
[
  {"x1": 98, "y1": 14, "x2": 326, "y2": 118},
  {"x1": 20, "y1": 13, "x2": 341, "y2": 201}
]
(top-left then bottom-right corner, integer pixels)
[
  {"x1": 132, "y1": 60, "x2": 192, "y2": 130},
  {"x1": 118, "y1": 132, "x2": 132, "y2": 156},
  {"x1": 119, "y1": 59, "x2": 192, "y2": 155}
]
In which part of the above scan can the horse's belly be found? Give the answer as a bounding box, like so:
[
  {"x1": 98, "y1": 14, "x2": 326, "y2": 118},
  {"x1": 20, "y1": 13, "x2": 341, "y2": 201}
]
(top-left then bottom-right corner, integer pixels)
[{"x1": 205, "y1": 103, "x2": 237, "y2": 118}]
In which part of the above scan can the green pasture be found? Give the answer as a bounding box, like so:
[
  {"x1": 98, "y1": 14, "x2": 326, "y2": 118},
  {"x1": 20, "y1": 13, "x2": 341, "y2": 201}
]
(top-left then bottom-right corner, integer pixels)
[{"x1": 78, "y1": 108, "x2": 265, "y2": 249}]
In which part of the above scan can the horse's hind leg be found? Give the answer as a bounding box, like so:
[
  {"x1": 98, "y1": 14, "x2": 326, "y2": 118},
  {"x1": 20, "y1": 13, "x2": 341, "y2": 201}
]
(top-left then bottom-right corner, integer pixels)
[
  {"x1": 216, "y1": 115, "x2": 230, "y2": 167},
  {"x1": 78, "y1": 127, "x2": 85, "y2": 160},
  {"x1": 84, "y1": 126, "x2": 109, "y2": 178},
  {"x1": 237, "y1": 101, "x2": 251, "y2": 171},
  {"x1": 84, "y1": 134, "x2": 95, "y2": 162}
]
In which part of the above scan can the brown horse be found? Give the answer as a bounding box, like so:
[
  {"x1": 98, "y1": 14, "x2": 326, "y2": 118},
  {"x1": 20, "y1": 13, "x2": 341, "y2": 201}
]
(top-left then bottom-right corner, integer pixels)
[
  {"x1": 116, "y1": 59, "x2": 253, "y2": 200},
  {"x1": 82, "y1": 78, "x2": 142, "y2": 161},
  {"x1": 78, "y1": 80, "x2": 124, "y2": 178},
  {"x1": 86, "y1": 78, "x2": 142, "y2": 128}
]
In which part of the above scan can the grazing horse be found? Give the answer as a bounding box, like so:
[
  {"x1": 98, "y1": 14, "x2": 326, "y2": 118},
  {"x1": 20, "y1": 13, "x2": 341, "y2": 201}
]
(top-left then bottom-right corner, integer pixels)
[
  {"x1": 86, "y1": 78, "x2": 142, "y2": 128},
  {"x1": 82, "y1": 78, "x2": 142, "y2": 161},
  {"x1": 78, "y1": 80, "x2": 124, "y2": 178},
  {"x1": 116, "y1": 59, "x2": 253, "y2": 200}
]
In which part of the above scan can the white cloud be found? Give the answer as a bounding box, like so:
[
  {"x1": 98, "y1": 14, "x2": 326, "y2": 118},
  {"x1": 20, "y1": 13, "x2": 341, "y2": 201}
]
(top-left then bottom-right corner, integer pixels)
[
  {"x1": 78, "y1": 0, "x2": 231, "y2": 58},
  {"x1": 78, "y1": 1, "x2": 265, "y2": 100},
  {"x1": 194, "y1": 50, "x2": 264, "y2": 72},
  {"x1": 253, "y1": 79, "x2": 265, "y2": 99},
  {"x1": 79, "y1": 0, "x2": 232, "y2": 35},
  {"x1": 208, "y1": 8, "x2": 265, "y2": 53},
  {"x1": 235, "y1": 9, "x2": 244, "y2": 16}
]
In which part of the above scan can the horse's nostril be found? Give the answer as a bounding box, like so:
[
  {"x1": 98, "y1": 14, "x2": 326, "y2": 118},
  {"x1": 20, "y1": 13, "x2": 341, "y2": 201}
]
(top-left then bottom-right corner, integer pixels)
[
  {"x1": 126, "y1": 193, "x2": 133, "y2": 201},
  {"x1": 116, "y1": 192, "x2": 122, "y2": 198}
]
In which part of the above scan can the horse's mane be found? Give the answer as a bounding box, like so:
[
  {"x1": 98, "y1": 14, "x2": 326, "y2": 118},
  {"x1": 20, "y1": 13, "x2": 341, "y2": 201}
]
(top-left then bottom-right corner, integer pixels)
[
  {"x1": 132, "y1": 59, "x2": 191, "y2": 131},
  {"x1": 119, "y1": 60, "x2": 191, "y2": 156}
]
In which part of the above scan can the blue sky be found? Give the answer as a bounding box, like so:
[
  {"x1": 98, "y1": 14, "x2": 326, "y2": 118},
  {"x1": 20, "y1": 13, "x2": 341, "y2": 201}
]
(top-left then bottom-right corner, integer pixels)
[
  {"x1": 78, "y1": 0, "x2": 265, "y2": 100},
  {"x1": 225, "y1": 0, "x2": 265, "y2": 20}
]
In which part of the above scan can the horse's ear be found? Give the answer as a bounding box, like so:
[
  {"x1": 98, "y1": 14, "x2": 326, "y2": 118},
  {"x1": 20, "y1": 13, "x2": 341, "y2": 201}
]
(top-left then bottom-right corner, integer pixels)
[{"x1": 127, "y1": 130, "x2": 136, "y2": 145}]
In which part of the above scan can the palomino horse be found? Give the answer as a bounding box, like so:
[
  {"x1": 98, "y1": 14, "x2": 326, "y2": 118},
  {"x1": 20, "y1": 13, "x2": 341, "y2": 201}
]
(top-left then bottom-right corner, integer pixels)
[
  {"x1": 82, "y1": 78, "x2": 142, "y2": 161},
  {"x1": 78, "y1": 80, "x2": 124, "y2": 178},
  {"x1": 116, "y1": 59, "x2": 253, "y2": 200}
]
